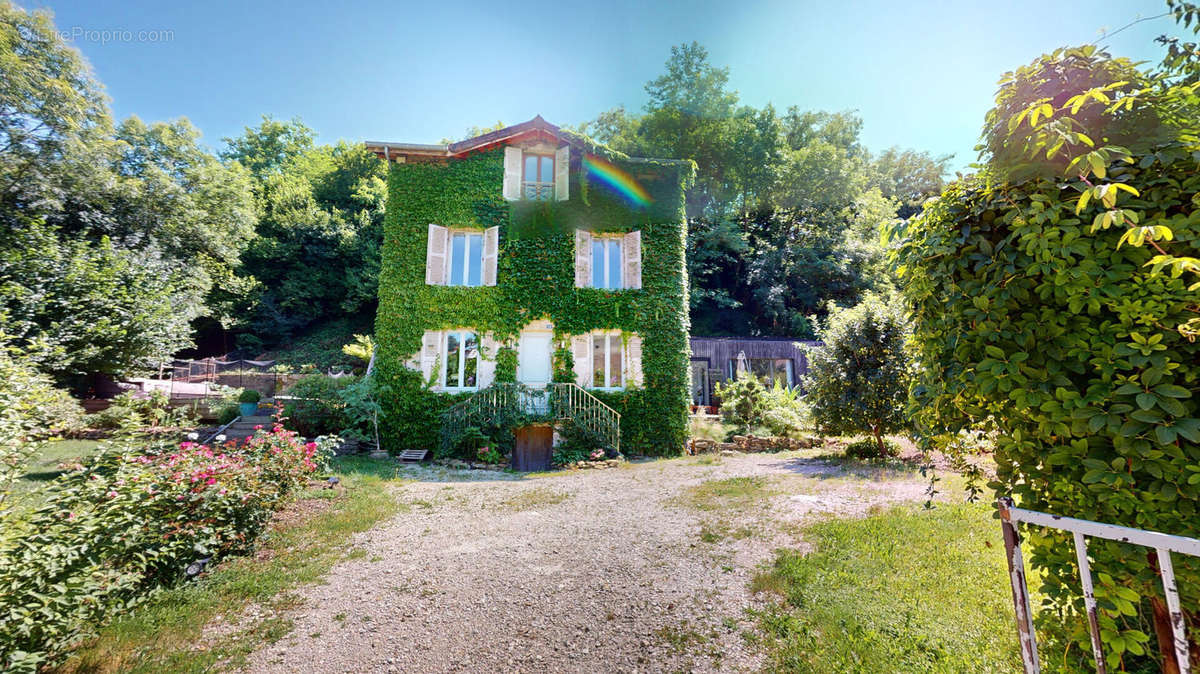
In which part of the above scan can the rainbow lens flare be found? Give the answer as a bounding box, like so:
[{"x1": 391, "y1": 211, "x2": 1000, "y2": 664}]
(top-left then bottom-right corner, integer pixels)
[{"x1": 583, "y1": 154, "x2": 653, "y2": 208}]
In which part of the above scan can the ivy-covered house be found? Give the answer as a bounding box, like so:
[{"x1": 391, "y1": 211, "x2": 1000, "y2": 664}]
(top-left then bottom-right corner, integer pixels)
[{"x1": 364, "y1": 117, "x2": 694, "y2": 465}]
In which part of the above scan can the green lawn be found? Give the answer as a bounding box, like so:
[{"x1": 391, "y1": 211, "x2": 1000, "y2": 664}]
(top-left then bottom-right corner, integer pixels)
[
  {"x1": 11, "y1": 439, "x2": 105, "y2": 503},
  {"x1": 750, "y1": 502, "x2": 1022, "y2": 673},
  {"x1": 60, "y1": 456, "x2": 403, "y2": 674}
]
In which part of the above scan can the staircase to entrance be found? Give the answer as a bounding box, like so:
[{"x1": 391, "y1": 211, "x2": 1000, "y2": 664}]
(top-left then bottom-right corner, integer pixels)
[{"x1": 439, "y1": 383, "x2": 621, "y2": 467}]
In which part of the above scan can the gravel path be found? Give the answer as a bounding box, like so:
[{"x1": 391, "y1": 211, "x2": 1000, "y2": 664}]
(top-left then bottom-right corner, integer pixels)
[{"x1": 240, "y1": 452, "x2": 934, "y2": 673}]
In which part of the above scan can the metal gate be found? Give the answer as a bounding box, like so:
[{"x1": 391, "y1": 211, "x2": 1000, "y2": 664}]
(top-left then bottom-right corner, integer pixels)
[{"x1": 997, "y1": 497, "x2": 1199, "y2": 673}]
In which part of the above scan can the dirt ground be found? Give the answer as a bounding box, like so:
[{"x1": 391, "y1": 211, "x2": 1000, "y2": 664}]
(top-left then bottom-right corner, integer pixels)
[{"x1": 240, "y1": 451, "x2": 939, "y2": 673}]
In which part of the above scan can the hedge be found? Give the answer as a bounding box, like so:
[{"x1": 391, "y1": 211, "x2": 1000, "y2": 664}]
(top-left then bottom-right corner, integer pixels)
[{"x1": 894, "y1": 149, "x2": 1199, "y2": 669}]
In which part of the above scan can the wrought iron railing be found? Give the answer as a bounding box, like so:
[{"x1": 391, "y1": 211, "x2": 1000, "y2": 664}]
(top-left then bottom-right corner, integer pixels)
[
  {"x1": 438, "y1": 383, "x2": 620, "y2": 456},
  {"x1": 522, "y1": 181, "x2": 554, "y2": 201}
]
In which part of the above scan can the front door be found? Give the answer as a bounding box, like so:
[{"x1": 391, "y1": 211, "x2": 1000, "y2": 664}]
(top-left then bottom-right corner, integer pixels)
[{"x1": 518, "y1": 331, "x2": 553, "y2": 388}]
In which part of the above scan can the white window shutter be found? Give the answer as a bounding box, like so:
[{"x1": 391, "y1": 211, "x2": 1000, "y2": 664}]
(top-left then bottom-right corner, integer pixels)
[
  {"x1": 622, "y1": 230, "x2": 642, "y2": 289},
  {"x1": 503, "y1": 147, "x2": 522, "y2": 201},
  {"x1": 425, "y1": 224, "x2": 448, "y2": 286},
  {"x1": 572, "y1": 335, "x2": 591, "y2": 387},
  {"x1": 477, "y1": 334, "x2": 497, "y2": 388},
  {"x1": 626, "y1": 334, "x2": 644, "y2": 387},
  {"x1": 482, "y1": 226, "x2": 499, "y2": 286},
  {"x1": 555, "y1": 145, "x2": 570, "y2": 201},
  {"x1": 574, "y1": 229, "x2": 592, "y2": 288},
  {"x1": 421, "y1": 330, "x2": 443, "y2": 388}
]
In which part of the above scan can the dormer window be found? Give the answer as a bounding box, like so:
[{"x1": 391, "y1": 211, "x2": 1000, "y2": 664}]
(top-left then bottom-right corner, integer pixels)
[
  {"x1": 504, "y1": 146, "x2": 568, "y2": 202},
  {"x1": 523, "y1": 153, "x2": 555, "y2": 201}
]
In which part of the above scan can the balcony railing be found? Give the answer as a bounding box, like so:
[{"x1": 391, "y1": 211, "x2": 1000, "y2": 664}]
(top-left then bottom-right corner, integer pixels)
[{"x1": 522, "y1": 181, "x2": 554, "y2": 201}]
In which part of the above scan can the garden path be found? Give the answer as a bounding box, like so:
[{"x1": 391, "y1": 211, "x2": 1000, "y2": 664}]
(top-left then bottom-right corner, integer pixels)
[{"x1": 240, "y1": 450, "x2": 935, "y2": 673}]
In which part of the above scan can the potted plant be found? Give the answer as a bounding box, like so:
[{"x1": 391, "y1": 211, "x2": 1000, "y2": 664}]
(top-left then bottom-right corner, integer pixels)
[{"x1": 237, "y1": 389, "x2": 261, "y2": 417}]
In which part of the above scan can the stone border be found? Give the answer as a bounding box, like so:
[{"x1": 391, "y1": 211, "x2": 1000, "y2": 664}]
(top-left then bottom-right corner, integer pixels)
[{"x1": 689, "y1": 434, "x2": 821, "y2": 454}]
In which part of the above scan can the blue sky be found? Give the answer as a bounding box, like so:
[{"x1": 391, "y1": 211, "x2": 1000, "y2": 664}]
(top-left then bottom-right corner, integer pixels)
[{"x1": 29, "y1": 0, "x2": 1188, "y2": 171}]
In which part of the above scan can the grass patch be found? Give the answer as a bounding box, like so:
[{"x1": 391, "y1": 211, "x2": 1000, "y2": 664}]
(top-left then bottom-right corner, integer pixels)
[
  {"x1": 61, "y1": 457, "x2": 404, "y2": 673},
  {"x1": 500, "y1": 486, "x2": 570, "y2": 511},
  {"x1": 679, "y1": 476, "x2": 773, "y2": 512},
  {"x1": 11, "y1": 439, "x2": 104, "y2": 505},
  {"x1": 698, "y1": 521, "x2": 758, "y2": 544},
  {"x1": 749, "y1": 502, "x2": 1020, "y2": 673}
]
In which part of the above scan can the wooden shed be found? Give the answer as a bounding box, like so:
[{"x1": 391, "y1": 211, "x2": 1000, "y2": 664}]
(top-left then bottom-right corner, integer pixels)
[{"x1": 688, "y1": 336, "x2": 821, "y2": 408}]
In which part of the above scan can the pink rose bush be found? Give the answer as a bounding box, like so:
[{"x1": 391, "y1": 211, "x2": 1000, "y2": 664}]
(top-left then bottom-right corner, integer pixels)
[{"x1": 0, "y1": 424, "x2": 327, "y2": 670}]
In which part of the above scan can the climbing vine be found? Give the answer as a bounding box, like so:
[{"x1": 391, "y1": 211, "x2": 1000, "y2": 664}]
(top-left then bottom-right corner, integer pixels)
[
  {"x1": 374, "y1": 138, "x2": 695, "y2": 456},
  {"x1": 892, "y1": 152, "x2": 1200, "y2": 670}
]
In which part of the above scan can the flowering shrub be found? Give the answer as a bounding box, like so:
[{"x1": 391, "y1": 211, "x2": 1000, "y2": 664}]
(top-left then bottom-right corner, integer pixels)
[
  {"x1": 0, "y1": 423, "x2": 321, "y2": 671},
  {"x1": 476, "y1": 446, "x2": 504, "y2": 464}
]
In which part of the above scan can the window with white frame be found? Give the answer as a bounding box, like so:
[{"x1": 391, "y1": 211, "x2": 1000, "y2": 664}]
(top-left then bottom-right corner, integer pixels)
[
  {"x1": 590, "y1": 333, "x2": 624, "y2": 389},
  {"x1": 443, "y1": 331, "x2": 480, "y2": 390},
  {"x1": 448, "y1": 232, "x2": 484, "y2": 286},
  {"x1": 591, "y1": 237, "x2": 623, "y2": 289},
  {"x1": 522, "y1": 152, "x2": 555, "y2": 201}
]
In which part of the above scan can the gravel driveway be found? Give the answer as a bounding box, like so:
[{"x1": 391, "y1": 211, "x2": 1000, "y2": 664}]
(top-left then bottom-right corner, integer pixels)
[{"x1": 241, "y1": 451, "x2": 934, "y2": 673}]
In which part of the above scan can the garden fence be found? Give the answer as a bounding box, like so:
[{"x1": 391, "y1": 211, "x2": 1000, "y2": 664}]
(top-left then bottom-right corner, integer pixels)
[
  {"x1": 997, "y1": 497, "x2": 1199, "y2": 673},
  {"x1": 149, "y1": 357, "x2": 355, "y2": 400}
]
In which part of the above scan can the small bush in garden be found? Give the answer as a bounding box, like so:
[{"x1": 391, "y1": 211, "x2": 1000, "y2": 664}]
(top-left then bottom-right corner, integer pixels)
[
  {"x1": 476, "y1": 446, "x2": 505, "y2": 464},
  {"x1": 337, "y1": 375, "x2": 382, "y2": 444},
  {"x1": 0, "y1": 424, "x2": 321, "y2": 670},
  {"x1": 551, "y1": 421, "x2": 605, "y2": 465},
  {"x1": 86, "y1": 390, "x2": 189, "y2": 432},
  {"x1": 760, "y1": 381, "x2": 810, "y2": 438},
  {"x1": 206, "y1": 384, "x2": 243, "y2": 425},
  {"x1": 237, "y1": 388, "x2": 261, "y2": 404},
  {"x1": 281, "y1": 375, "x2": 355, "y2": 437},
  {"x1": 845, "y1": 437, "x2": 900, "y2": 460},
  {"x1": 803, "y1": 294, "x2": 913, "y2": 457},
  {"x1": 714, "y1": 376, "x2": 766, "y2": 433}
]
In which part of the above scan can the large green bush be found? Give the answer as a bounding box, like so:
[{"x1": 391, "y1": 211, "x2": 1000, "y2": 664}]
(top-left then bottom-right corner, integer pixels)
[
  {"x1": 0, "y1": 426, "x2": 326, "y2": 670},
  {"x1": 0, "y1": 343, "x2": 85, "y2": 507},
  {"x1": 281, "y1": 374, "x2": 355, "y2": 437},
  {"x1": 802, "y1": 295, "x2": 912, "y2": 458},
  {"x1": 894, "y1": 21, "x2": 1200, "y2": 667},
  {"x1": 895, "y1": 156, "x2": 1199, "y2": 667}
]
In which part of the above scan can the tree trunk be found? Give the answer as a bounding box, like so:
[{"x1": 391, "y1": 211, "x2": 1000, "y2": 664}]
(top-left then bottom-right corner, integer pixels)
[
  {"x1": 873, "y1": 428, "x2": 885, "y2": 458},
  {"x1": 1151, "y1": 596, "x2": 1181, "y2": 674}
]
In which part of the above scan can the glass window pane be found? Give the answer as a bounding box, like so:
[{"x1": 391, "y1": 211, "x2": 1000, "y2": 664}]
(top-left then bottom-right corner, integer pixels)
[
  {"x1": 609, "y1": 335, "x2": 622, "y2": 387},
  {"x1": 775, "y1": 359, "x2": 793, "y2": 387},
  {"x1": 541, "y1": 156, "x2": 554, "y2": 182},
  {"x1": 463, "y1": 333, "x2": 478, "y2": 387},
  {"x1": 449, "y1": 234, "x2": 465, "y2": 286},
  {"x1": 446, "y1": 333, "x2": 460, "y2": 387},
  {"x1": 750, "y1": 359, "x2": 772, "y2": 383},
  {"x1": 467, "y1": 234, "x2": 483, "y2": 286},
  {"x1": 592, "y1": 240, "x2": 605, "y2": 288},
  {"x1": 592, "y1": 335, "x2": 605, "y2": 387},
  {"x1": 608, "y1": 240, "x2": 622, "y2": 289},
  {"x1": 524, "y1": 155, "x2": 537, "y2": 182}
]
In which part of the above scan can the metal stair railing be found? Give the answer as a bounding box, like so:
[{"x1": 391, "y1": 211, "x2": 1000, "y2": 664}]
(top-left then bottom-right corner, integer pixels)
[
  {"x1": 548, "y1": 383, "x2": 621, "y2": 456},
  {"x1": 438, "y1": 382, "x2": 622, "y2": 456}
]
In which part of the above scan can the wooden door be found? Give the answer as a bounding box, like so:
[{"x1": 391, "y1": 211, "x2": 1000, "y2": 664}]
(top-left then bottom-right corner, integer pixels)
[{"x1": 513, "y1": 425, "x2": 553, "y2": 472}]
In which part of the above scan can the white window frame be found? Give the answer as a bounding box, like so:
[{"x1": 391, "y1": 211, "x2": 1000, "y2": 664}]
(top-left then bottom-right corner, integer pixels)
[
  {"x1": 591, "y1": 235, "x2": 624, "y2": 290},
  {"x1": 448, "y1": 231, "x2": 484, "y2": 287},
  {"x1": 522, "y1": 151, "x2": 555, "y2": 201},
  {"x1": 441, "y1": 330, "x2": 480, "y2": 391},
  {"x1": 589, "y1": 332, "x2": 625, "y2": 391}
]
